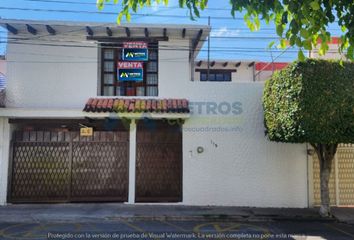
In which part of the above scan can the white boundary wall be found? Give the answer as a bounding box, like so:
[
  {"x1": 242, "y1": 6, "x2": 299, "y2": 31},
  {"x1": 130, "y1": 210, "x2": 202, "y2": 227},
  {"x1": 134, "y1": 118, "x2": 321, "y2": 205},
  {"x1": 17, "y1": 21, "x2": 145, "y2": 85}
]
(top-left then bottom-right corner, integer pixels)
[
  {"x1": 0, "y1": 118, "x2": 11, "y2": 205},
  {"x1": 179, "y1": 83, "x2": 308, "y2": 207}
]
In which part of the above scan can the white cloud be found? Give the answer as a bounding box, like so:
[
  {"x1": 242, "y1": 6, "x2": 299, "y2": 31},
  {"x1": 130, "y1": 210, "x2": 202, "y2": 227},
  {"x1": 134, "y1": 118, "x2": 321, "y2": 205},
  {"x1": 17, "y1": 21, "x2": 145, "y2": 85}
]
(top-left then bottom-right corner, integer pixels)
[
  {"x1": 151, "y1": 2, "x2": 159, "y2": 12},
  {"x1": 210, "y1": 27, "x2": 241, "y2": 37}
]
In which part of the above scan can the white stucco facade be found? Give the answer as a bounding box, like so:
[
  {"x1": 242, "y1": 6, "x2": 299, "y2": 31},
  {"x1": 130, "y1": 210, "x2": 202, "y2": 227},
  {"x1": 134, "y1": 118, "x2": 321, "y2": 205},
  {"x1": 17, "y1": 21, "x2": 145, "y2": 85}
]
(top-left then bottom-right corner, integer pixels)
[
  {"x1": 0, "y1": 58, "x2": 5, "y2": 76},
  {"x1": 181, "y1": 83, "x2": 307, "y2": 207},
  {"x1": 6, "y1": 42, "x2": 98, "y2": 109},
  {"x1": 0, "y1": 19, "x2": 308, "y2": 207}
]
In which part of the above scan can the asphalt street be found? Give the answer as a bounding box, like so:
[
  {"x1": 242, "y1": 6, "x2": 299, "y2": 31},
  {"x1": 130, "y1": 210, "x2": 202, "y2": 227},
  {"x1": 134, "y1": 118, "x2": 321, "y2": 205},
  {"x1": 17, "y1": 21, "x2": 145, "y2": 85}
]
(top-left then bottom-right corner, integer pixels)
[{"x1": 0, "y1": 219, "x2": 354, "y2": 240}]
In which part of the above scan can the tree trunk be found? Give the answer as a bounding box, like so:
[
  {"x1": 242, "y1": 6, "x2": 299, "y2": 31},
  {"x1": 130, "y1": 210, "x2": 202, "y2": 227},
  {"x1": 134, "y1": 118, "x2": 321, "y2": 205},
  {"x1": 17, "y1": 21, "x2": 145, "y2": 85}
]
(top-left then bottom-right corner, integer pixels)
[{"x1": 310, "y1": 143, "x2": 338, "y2": 217}]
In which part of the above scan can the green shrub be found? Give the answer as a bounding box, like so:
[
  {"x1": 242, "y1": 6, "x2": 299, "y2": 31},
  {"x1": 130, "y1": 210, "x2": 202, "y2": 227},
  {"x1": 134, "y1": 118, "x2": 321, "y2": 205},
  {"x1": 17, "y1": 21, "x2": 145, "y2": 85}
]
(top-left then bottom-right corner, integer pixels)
[{"x1": 263, "y1": 59, "x2": 354, "y2": 144}]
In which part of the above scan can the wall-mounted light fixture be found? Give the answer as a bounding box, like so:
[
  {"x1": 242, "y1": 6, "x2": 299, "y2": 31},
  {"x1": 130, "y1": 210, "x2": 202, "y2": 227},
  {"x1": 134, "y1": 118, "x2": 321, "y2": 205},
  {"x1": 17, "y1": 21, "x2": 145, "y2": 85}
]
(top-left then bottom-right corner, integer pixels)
[{"x1": 197, "y1": 146, "x2": 204, "y2": 154}]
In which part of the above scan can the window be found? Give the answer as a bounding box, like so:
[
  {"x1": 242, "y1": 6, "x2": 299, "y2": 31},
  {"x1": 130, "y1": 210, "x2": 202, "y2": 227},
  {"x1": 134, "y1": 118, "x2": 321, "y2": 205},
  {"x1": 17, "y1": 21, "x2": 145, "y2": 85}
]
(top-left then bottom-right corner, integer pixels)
[
  {"x1": 199, "y1": 70, "x2": 233, "y2": 82},
  {"x1": 101, "y1": 42, "x2": 158, "y2": 96}
]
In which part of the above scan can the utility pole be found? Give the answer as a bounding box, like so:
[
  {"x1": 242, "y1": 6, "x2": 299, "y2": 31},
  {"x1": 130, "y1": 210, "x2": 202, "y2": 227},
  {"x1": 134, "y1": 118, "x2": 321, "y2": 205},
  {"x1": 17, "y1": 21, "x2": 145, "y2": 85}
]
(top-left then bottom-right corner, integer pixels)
[{"x1": 207, "y1": 16, "x2": 211, "y2": 81}]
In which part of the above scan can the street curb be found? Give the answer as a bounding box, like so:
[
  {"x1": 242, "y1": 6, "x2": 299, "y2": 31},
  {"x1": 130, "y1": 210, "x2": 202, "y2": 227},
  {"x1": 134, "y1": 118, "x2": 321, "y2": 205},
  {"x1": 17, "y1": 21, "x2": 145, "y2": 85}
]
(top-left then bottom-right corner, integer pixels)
[
  {"x1": 332, "y1": 217, "x2": 354, "y2": 225},
  {"x1": 104, "y1": 215, "x2": 336, "y2": 223},
  {"x1": 0, "y1": 214, "x2": 336, "y2": 223}
]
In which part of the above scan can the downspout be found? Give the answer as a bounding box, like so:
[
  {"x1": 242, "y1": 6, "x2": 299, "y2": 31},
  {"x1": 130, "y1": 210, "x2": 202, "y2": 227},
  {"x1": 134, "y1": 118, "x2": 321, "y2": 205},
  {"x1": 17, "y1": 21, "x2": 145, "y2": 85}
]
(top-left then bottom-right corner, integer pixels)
[
  {"x1": 207, "y1": 16, "x2": 211, "y2": 81},
  {"x1": 191, "y1": 48, "x2": 195, "y2": 82}
]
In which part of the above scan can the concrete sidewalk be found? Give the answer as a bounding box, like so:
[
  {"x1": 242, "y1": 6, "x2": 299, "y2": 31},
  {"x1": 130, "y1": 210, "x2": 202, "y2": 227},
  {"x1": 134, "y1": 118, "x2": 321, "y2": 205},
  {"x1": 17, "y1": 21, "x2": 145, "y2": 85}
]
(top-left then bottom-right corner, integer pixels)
[
  {"x1": 0, "y1": 203, "x2": 347, "y2": 223},
  {"x1": 332, "y1": 207, "x2": 354, "y2": 225}
]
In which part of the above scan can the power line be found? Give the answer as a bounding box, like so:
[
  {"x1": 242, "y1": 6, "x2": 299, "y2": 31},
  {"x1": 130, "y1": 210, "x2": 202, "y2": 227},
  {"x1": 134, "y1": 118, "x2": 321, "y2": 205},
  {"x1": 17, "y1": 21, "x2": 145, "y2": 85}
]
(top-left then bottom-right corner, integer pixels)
[
  {"x1": 0, "y1": 6, "x2": 245, "y2": 20},
  {"x1": 0, "y1": 5, "x2": 309, "y2": 61},
  {"x1": 0, "y1": 38, "x2": 302, "y2": 53},
  {"x1": 3, "y1": 56, "x2": 296, "y2": 63},
  {"x1": 0, "y1": 2, "x2": 179, "y2": 44},
  {"x1": 255, "y1": 47, "x2": 292, "y2": 77},
  {"x1": 2, "y1": 43, "x2": 298, "y2": 61},
  {"x1": 0, "y1": 28, "x2": 286, "y2": 38},
  {"x1": 206, "y1": 36, "x2": 278, "y2": 40},
  {"x1": 0, "y1": 33, "x2": 298, "y2": 52},
  {"x1": 1, "y1": 40, "x2": 297, "y2": 62},
  {"x1": 0, "y1": 34, "x2": 286, "y2": 51},
  {"x1": 0, "y1": 6, "x2": 342, "y2": 24},
  {"x1": 4, "y1": 44, "x2": 300, "y2": 59},
  {"x1": 0, "y1": 29, "x2": 299, "y2": 60},
  {"x1": 0, "y1": 24, "x2": 341, "y2": 33},
  {"x1": 3, "y1": 35, "x2": 281, "y2": 42},
  {"x1": 3, "y1": 52, "x2": 296, "y2": 63},
  {"x1": 23, "y1": 0, "x2": 233, "y2": 11}
]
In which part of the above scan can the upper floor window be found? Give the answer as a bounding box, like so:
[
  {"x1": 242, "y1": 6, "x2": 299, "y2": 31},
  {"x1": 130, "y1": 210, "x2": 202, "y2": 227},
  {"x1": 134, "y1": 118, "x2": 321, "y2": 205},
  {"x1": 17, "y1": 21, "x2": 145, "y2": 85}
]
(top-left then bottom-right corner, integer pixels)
[
  {"x1": 199, "y1": 70, "x2": 233, "y2": 82},
  {"x1": 101, "y1": 42, "x2": 158, "y2": 96}
]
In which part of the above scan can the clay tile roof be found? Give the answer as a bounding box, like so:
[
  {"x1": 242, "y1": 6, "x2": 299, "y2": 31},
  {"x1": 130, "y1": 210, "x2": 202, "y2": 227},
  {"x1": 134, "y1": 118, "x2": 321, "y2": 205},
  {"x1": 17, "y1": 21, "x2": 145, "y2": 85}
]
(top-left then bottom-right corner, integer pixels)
[{"x1": 83, "y1": 98, "x2": 190, "y2": 113}]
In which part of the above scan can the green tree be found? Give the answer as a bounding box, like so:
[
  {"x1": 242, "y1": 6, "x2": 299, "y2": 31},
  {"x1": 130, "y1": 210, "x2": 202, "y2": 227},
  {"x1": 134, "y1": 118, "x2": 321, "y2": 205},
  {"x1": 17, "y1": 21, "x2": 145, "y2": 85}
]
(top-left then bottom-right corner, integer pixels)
[
  {"x1": 97, "y1": 0, "x2": 354, "y2": 60},
  {"x1": 263, "y1": 59, "x2": 354, "y2": 216}
]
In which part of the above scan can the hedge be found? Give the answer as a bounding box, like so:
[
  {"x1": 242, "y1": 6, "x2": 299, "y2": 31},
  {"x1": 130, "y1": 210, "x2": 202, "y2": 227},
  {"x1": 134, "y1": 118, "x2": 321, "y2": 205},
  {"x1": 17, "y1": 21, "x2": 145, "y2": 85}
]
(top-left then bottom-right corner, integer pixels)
[{"x1": 263, "y1": 59, "x2": 354, "y2": 143}]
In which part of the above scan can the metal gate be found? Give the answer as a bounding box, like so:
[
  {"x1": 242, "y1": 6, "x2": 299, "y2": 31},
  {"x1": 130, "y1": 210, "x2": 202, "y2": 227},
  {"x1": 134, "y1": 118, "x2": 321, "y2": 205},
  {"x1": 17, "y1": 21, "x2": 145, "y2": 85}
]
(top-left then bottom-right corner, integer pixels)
[
  {"x1": 135, "y1": 120, "x2": 182, "y2": 202},
  {"x1": 9, "y1": 130, "x2": 129, "y2": 203},
  {"x1": 312, "y1": 144, "x2": 354, "y2": 206}
]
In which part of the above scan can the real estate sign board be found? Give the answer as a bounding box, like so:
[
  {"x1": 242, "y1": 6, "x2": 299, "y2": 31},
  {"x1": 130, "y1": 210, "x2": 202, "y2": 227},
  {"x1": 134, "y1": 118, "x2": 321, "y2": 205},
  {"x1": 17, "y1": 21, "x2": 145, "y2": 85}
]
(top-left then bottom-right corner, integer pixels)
[
  {"x1": 117, "y1": 61, "x2": 144, "y2": 82},
  {"x1": 122, "y1": 41, "x2": 148, "y2": 61},
  {"x1": 123, "y1": 48, "x2": 148, "y2": 61}
]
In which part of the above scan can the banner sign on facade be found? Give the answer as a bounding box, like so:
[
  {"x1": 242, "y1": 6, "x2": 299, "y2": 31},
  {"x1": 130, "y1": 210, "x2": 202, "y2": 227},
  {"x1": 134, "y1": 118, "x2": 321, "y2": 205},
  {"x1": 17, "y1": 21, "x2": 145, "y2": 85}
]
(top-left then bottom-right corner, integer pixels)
[
  {"x1": 123, "y1": 48, "x2": 148, "y2": 61},
  {"x1": 118, "y1": 62, "x2": 143, "y2": 69},
  {"x1": 122, "y1": 42, "x2": 148, "y2": 61},
  {"x1": 123, "y1": 42, "x2": 148, "y2": 49},
  {"x1": 118, "y1": 61, "x2": 144, "y2": 82}
]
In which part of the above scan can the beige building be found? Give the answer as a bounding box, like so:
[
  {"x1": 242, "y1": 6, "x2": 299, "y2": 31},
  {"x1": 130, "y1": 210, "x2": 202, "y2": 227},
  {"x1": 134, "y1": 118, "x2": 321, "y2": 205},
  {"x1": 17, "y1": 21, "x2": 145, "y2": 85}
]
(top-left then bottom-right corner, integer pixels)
[
  {"x1": 194, "y1": 60, "x2": 288, "y2": 82},
  {"x1": 309, "y1": 37, "x2": 343, "y2": 59}
]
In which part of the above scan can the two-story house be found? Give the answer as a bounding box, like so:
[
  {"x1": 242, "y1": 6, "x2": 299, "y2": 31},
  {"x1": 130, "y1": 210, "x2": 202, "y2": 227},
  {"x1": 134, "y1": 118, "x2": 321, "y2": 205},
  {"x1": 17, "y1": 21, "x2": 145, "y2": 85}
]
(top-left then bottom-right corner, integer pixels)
[{"x1": 0, "y1": 19, "x2": 309, "y2": 207}]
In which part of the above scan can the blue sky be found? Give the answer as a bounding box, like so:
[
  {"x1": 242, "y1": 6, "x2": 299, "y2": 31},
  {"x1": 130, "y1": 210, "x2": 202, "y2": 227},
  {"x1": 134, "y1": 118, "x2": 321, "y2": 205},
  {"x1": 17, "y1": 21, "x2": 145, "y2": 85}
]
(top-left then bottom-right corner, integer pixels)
[{"x1": 0, "y1": 0, "x2": 343, "y2": 62}]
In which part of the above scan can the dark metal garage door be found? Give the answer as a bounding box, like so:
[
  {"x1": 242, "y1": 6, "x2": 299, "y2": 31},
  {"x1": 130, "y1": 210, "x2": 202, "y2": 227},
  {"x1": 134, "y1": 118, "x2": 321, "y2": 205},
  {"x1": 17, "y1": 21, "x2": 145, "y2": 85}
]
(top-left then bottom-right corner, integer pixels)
[
  {"x1": 136, "y1": 120, "x2": 182, "y2": 202},
  {"x1": 9, "y1": 130, "x2": 129, "y2": 203}
]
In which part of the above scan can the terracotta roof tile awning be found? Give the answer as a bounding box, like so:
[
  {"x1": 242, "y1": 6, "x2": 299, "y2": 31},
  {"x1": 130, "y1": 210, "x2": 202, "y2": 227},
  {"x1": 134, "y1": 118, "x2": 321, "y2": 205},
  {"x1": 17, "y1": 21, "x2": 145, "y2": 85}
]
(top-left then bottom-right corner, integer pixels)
[{"x1": 83, "y1": 98, "x2": 190, "y2": 114}]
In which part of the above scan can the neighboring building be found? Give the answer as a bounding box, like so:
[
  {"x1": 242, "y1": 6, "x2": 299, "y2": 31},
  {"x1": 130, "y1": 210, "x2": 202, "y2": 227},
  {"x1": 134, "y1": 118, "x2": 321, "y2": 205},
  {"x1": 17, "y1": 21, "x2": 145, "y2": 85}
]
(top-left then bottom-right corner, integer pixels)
[
  {"x1": 0, "y1": 19, "x2": 317, "y2": 208},
  {"x1": 254, "y1": 62, "x2": 289, "y2": 82},
  {"x1": 309, "y1": 37, "x2": 343, "y2": 59},
  {"x1": 194, "y1": 60, "x2": 288, "y2": 82},
  {"x1": 308, "y1": 37, "x2": 354, "y2": 207}
]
